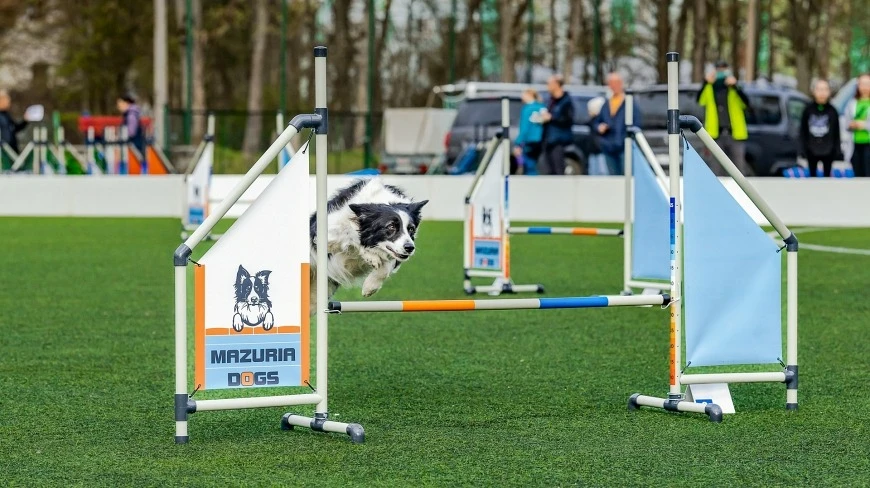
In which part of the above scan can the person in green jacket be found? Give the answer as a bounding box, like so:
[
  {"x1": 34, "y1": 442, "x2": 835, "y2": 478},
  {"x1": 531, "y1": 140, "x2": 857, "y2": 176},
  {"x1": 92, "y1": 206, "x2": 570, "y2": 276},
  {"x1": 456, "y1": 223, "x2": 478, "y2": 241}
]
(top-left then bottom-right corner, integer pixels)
[
  {"x1": 697, "y1": 60, "x2": 752, "y2": 175},
  {"x1": 844, "y1": 73, "x2": 870, "y2": 177}
]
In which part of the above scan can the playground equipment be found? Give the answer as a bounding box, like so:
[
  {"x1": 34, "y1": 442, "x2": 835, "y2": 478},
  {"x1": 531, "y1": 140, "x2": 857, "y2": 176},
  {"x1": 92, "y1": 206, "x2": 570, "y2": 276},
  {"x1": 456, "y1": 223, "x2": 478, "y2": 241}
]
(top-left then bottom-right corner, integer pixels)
[
  {"x1": 462, "y1": 98, "x2": 668, "y2": 296},
  {"x1": 627, "y1": 52, "x2": 799, "y2": 418},
  {"x1": 181, "y1": 114, "x2": 217, "y2": 240},
  {"x1": 174, "y1": 46, "x2": 365, "y2": 444}
]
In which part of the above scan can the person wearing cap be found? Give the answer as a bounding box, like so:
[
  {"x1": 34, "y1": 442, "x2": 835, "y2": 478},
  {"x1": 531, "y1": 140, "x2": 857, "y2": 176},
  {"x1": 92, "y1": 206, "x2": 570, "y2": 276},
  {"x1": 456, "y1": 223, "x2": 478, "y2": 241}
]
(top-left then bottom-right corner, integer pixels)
[
  {"x1": 116, "y1": 93, "x2": 146, "y2": 159},
  {"x1": 697, "y1": 60, "x2": 752, "y2": 175},
  {"x1": 0, "y1": 89, "x2": 28, "y2": 154}
]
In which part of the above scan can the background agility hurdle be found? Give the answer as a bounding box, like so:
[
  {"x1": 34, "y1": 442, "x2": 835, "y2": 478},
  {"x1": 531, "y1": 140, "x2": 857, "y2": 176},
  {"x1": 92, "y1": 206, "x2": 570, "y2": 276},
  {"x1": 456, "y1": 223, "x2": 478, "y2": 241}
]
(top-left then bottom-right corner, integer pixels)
[
  {"x1": 174, "y1": 46, "x2": 364, "y2": 444},
  {"x1": 180, "y1": 114, "x2": 217, "y2": 241},
  {"x1": 622, "y1": 93, "x2": 672, "y2": 295},
  {"x1": 628, "y1": 52, "x2": 798, "y2": 421},
  {"x1": 463, "y1": 97, "x2": 670, "y2": 298}
]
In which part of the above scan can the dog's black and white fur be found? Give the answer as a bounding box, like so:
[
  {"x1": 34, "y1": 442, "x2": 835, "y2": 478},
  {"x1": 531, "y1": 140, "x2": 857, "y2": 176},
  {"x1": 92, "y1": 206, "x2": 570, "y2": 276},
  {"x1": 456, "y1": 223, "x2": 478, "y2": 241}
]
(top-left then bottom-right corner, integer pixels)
[
  {"x1": 309, "y1": 178, "x2": 428, "y2": 308},
  {"x1": 233, "y1": 265, "x2": 274, "y2": 331}
]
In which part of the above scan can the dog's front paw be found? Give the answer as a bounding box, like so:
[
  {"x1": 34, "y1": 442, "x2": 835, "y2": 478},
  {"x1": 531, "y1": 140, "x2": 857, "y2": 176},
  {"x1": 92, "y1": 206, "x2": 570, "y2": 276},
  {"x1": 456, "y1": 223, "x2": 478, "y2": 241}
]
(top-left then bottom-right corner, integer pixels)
[
  {"x1": 361, "y1": 285, "x2": 381, "y2": 297},
  {"x1": 262, "y1": 312, "x2": 274, "y2": 331},
  {"x1": 232, "y1": 313, "x2": 244, "y2": 332},
  {"x1": 361, "y1": 278, "x2": 383, "y2": 297}
]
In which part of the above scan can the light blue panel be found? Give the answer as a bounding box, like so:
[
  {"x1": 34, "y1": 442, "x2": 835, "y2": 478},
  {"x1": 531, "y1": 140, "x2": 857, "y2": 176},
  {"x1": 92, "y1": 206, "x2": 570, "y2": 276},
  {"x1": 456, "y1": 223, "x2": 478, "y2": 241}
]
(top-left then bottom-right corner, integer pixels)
[
  {"x1": 204, "y1": 333, "x2": 303, "y2": 389},
  {"x1": 684, "y1": 142, "x2": 782, "y2": 366},
  {"x1": 631, "y1": 142, "x2": 671, "y2": 281},
  {"x1": 472, "y1": 240, "x2": 502, "y2": 270}
]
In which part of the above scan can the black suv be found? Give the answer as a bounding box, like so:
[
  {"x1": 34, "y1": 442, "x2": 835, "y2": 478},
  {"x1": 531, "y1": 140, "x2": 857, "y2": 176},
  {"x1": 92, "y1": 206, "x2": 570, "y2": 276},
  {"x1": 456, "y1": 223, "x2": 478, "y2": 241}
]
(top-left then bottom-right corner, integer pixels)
[
  {"x1": 632, "y1": 83, "x2": 811, "y2": 175},
  {"x1": 442, "y1": 85, "x2": 607, "y2": 174}
]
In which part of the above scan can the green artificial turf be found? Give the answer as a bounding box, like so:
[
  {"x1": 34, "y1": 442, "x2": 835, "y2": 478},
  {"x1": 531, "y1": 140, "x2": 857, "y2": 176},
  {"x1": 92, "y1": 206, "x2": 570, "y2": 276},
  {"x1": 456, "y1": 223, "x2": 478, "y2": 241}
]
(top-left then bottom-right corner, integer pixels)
[{"x1": 1, "y1": 218, "x2": 869, "y2": 487}]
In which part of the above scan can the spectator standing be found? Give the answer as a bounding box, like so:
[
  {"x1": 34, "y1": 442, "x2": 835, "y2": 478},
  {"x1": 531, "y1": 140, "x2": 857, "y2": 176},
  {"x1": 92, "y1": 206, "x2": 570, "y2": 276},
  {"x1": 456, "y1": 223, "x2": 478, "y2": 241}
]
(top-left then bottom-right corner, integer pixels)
[
  {"x1": 596, "y1": 72, "x2": 640, "y2": 175},
  {"x1": 117, "y1": 94, "x2": 147, "y2": 159},
  {"x1": 799, "y1": 79, "x2": 842, "y2": 177},
  {"x1": 539, "y1": 75, "x2": 574, "y2": 175},
  {"x1": 844, "y1": 73, "x2": 870, "y2": 177},
  {"x1": 0, "y1": 89, "x2": 28, "y2": 153},
  {"x1": 585, "y1": 96, "x2": 609, "y2": 175},
  {"x1": 697, "y1": 60, "x2": 752, "y2": 175},
  {"x1": 513, "y1": 88, "x2": 545, "y2": 175}
]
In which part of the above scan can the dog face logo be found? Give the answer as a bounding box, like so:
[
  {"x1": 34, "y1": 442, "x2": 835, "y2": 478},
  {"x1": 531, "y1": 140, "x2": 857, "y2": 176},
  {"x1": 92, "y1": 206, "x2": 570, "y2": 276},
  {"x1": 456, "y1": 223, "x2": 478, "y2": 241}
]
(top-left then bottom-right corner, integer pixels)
[
  {"x1": 482, "y1": 207, "x2": 493, "y2": 236},
  {"x1": 232, "y1": 265, "x2": 274, "y2": 332}
]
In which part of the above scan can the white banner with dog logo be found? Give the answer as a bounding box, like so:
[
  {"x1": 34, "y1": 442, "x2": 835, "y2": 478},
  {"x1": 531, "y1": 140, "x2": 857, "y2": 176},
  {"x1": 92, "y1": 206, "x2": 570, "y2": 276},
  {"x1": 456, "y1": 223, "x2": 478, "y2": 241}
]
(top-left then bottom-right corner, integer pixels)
[
  {"x1": 468, "y1": 143, "x2": 506, "y2": 271},
  {"x1": 194, "y1": 147, "x2": 310, "y2": 390}
]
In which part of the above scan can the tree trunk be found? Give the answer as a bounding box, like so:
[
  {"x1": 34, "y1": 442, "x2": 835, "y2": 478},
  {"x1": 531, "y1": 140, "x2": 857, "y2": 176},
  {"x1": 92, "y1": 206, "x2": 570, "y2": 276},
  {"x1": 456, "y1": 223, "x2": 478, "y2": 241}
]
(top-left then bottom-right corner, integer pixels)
[
  {"x1": 549, "y1": 0, "x2": 557, "y2": 71},
  {"x1": 562, "y1": 0, "x2": 582, "y2": 82},
  {"x1": 730, "y1": 0, "x2": 740, "y2": 76},
  {"x1": 191, "y1": 0, "x2": 205, "y2": 141},
  {"x1": 656, "y1": 0, "x2": 671, "y2": 83},
  {"x1": 691, "y1": 0, "x2": 708, "y2": 81},
  {"x1": 242, "y1": 0, "x2": 268, "y2": 156},
  {"x1": 766, "y1": 0, "x2": 775, "y2": 77},
  {"x1": 674, "y1": 0, "x2": 691, "y2": 64},
  {"x1": 500, "y1": 1, "x2": 515, "y2": 82},
  {"x1": 788, "y1": 0, "x2": 813, "y2": 94}
]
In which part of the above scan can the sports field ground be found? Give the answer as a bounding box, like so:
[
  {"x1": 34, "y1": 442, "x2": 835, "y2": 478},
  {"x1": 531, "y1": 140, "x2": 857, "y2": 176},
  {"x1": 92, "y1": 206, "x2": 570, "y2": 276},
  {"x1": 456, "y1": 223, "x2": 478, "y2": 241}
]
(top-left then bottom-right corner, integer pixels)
[{"x1": 2, "y1": 217, "x2": 868, "y2": 486}]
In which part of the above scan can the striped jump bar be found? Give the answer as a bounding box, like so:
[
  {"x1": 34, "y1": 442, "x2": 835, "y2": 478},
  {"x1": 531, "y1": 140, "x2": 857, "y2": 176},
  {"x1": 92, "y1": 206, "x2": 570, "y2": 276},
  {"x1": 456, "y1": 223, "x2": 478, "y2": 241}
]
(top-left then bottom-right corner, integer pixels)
[
  {"x1": 508, "y1": 227, "x2": 623, "y2": 236},
  {"x1": 328, "y1": 294, "x2": 669, "y2": 313}
]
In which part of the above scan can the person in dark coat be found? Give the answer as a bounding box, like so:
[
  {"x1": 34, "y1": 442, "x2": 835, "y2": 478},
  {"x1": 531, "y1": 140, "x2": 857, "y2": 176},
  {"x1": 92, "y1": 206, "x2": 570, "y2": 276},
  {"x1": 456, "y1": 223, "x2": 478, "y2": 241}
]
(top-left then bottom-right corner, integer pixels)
[
  {"x1": 799, "y1": 79, "x2": 842, "y2": 177},
  {"x1": 596, "y1": 72, "x2": 641, "y2": 175},
  {"x1": 539, "y1": 74, "x2": 575, "y2": 175},
  {"x1": 116, "y1": 93, "x2": 147, "y2": 158},
  {"x1": 0, "y1": 89, "x2": 28, "y2": 153}
]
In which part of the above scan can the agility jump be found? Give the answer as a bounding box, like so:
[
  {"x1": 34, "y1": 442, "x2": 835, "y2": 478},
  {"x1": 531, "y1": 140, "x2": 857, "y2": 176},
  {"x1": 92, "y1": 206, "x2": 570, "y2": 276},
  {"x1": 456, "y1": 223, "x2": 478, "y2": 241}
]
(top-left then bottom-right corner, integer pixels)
[
  {"x1": 627, "y1": 52, "x2": 799, "y2": 419},
  {"x1": 180, "y1": 114, "x2": 217, "y2": 240},
  {"x1": 462, "y1": 98, "x2": 670, "y2": 296},
  {"x1": 174, "y1": 46, "x2": 364, "y2": 444},
  {"x1": 331, "y1": 52, "x2": 799, "y2": 423}
]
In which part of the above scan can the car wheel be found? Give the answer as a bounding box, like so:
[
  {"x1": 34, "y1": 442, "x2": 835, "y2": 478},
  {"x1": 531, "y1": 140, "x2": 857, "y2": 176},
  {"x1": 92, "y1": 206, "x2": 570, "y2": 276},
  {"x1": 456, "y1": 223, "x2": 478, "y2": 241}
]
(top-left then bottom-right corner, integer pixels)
[{"x1": 565, "y1": 156, "x2": 586, "y2": 175}]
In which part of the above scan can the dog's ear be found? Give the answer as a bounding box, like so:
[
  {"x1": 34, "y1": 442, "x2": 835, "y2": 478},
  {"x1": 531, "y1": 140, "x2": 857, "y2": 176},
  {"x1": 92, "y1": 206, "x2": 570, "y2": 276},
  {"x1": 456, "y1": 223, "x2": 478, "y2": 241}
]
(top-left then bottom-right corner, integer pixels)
[
  {"x1": 349, "y1": 203, "x2": 376, "y2": 221},
  {"x1": 236, "y1": 265, "x2": 250, "y2": 283},
  {"x1": 407, "y1": 200, "x2": 429, "y2": 220},
  {"x1": 255, "y1": 270, "x2": 272, "y2": 285}
]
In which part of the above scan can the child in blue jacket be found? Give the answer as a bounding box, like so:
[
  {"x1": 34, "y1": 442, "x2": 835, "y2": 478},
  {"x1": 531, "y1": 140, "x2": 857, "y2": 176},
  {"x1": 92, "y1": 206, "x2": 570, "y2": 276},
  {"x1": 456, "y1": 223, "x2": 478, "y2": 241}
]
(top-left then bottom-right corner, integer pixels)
[{"x1": 513, "y1": 88, "x2": 545, "y2": 175}]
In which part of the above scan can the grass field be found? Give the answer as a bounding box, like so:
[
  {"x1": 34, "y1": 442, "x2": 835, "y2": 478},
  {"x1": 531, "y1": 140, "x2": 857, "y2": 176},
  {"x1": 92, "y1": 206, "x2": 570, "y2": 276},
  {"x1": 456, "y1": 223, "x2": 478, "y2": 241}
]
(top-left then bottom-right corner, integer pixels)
[{"x1": 2, "y1": 217, "x2": 869, "y2": 487}]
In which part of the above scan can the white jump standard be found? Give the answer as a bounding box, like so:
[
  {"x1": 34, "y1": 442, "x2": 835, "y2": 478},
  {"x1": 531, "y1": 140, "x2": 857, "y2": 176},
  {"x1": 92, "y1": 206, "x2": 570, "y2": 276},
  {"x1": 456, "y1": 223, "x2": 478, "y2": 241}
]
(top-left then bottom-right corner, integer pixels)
[
  {"x1": 173, "y1": 46, "x2": 364, "y2": 444},
  {"x1": 628, "y1": 52, "x2": 799, "y2": 421}
]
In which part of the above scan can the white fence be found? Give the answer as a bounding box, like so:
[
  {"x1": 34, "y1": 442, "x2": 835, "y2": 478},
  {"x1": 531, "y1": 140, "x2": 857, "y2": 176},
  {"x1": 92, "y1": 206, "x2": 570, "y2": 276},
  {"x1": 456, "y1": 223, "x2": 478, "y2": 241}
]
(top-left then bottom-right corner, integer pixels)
[{"x1": 1, "y1": 174, "x2": 869, "y2": 227}]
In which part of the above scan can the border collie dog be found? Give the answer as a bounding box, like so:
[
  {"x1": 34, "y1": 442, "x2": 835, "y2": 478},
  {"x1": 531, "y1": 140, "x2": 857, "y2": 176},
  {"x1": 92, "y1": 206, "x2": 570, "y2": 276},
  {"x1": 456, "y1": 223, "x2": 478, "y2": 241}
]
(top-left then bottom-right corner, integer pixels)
[{"x1": 309, "y1": 178, "x2": 428, "y2": 309}]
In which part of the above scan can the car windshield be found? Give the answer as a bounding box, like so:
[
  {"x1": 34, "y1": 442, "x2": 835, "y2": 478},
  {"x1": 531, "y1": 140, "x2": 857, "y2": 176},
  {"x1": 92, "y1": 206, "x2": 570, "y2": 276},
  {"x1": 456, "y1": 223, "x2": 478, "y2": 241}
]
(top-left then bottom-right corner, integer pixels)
[
  {"x1": 633, "y1": 90, "x2": 705, "y2": 129},
  {"x1": 453, "y1": 99, "x2": 524, "y2": 127}
]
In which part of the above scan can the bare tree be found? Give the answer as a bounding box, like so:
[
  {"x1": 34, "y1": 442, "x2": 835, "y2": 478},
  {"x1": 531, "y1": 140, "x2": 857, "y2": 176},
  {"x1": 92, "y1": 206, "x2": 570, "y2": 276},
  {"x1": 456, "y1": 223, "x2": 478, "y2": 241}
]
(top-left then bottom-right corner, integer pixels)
[
  {"x1": 674, "y1": 0, "x2": 691, "y2": 64},
  {"x1": 655, "y1": 0, "x2": 671, "y2": 82},
  {"x1": 191, "y1": 0, "x2": 205, "y2": 141},
  {"x1": 691, "y1": 0, "x2": 708, "y2": 81},
  {"x1": 242, "y1": 0, "x2": 268, "y2": 156},
  {"x1": 729, "y1": 0, "x2": 740, "y2": 75},
  {"x1": 562, "y1": 0, "x2": 583, "y2": 82},
  {"x1": 788, "y1": 0, "x2": 816, "y2": 93}
]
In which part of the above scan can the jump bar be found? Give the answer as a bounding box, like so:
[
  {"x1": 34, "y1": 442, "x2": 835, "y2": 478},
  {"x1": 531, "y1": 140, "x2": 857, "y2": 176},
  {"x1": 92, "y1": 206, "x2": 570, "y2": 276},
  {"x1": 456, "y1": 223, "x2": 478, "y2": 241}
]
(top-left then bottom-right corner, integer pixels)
[
  {"x1": 508, "y1": 227, "x2": 623, "y2": 236},
  {"x1": 328, "y1": 294, "x2": 669, "y2": 313}
]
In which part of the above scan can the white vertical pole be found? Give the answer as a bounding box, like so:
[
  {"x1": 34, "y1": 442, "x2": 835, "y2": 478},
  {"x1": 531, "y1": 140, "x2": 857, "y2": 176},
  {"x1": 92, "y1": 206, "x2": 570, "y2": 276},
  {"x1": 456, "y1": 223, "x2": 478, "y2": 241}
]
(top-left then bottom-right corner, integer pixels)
[
  {"x1": 623, "y1": 94, "x2": 634, "y2": 294},
  {"x1": 314, "y1": 46, "x2": 329, "y2": 416},
  {"x1": 786, "y1": 250, "x2": 798, "y2": 408},
  {"x1": 174, "y1": 266, "x2": 187, "y2": 442},
  {"x1": 666, "y1": 53, "x2": 683, "y2": 398},
  {"x1": 500, "y1": 97, "x2": 511, "y2": 282}
]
